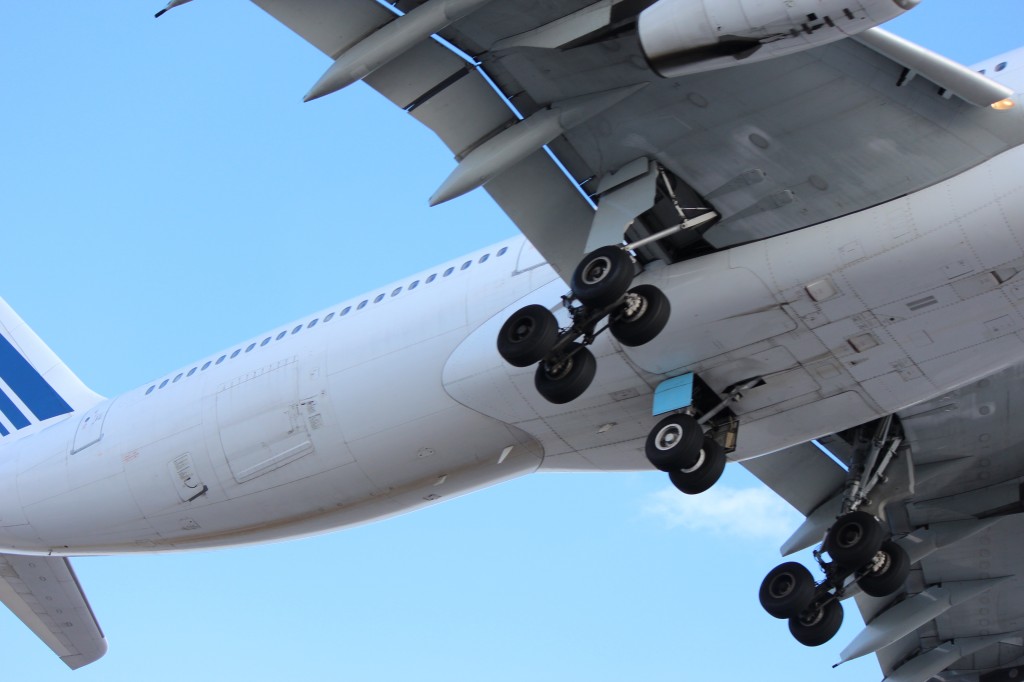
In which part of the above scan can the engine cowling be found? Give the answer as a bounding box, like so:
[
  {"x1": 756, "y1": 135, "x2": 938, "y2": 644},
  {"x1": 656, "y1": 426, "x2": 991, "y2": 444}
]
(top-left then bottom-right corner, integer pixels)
[{"x1": 639, "y1": 0, "x2": 921, "y2": 79}]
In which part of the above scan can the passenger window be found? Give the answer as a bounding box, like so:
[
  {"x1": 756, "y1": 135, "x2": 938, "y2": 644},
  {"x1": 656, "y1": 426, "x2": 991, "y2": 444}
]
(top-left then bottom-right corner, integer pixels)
[
  {"x1": 231, "y1": 350, "x2": 241, "y2": 359},
  {"x1": 443, "y1": 267, "x2": 454, "y2": 277},
  {"x1": 391, "y1": 287, "x2": 402, "y2": 297},
  {"x1": 217, "y1": 355, "x2": 227, "y2": 364},
  {"x1": 357, "y1": 300, "x2": 368, "y2": 310},
  {"x1": 292, "y1": 325, "x2": 302, "y2": 334},
  {"x1": 461, "y1": 260, "x2": 471, "y2": 270},
  {"x1": 497, "y1": 247, "x2": 508, "y2": 256},
  {"x1": 202, "y1": 361, "x2": 212, "y2": 370},
  {"x1": 308, "y1": 319, "x2": 318, "y2": 329},
  {"x1": 997, "y1": 61, "x2": 1008, "y2": 72},
  {"x1": 426, "y1": 274, "x2": 437, "y2": 284},
  {"x1": 374, "y1": 294, "x2": 385, "y2": 303},
  {"x1": 340, "y1": 307, "x2": 351, "y2": 317},
  {"x1": 246, "y1": 343, "x2": 256, "y2": 352},
  {"x1": 146, "y1": 386, "x2": 155, "y2": 395},
  {"x1": 409, "y1": 280, "x2": 419, "y2": 290},
  {"x1": 159, "y1": 379, "x2": 169, "y2": 389},
  {"x1": 479, "y1": 254, "x2": 489, "y2": 263},
  {"x1": 187, "y1": 367, "x2": 197, "y2": 377},
  {"x1": 173, "y1": 373, "x2": 183, "y2": 383},
  {"x1": 275, "y1": 332, "x2": 286, "y2": 341},
  {"x1": 324, "y1": 312, "x2": 335, "y2": 322},
  {"x1": 261, "y1": 337, "x2": 271, "y2": 347}
]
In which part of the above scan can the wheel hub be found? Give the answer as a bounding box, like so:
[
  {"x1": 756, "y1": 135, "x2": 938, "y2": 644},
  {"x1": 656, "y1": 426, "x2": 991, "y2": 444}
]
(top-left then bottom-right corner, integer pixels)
[
  {"x1": 770, "y1": 574, "x2": 796, "y2": 599},
  {"x1": 836, "y1": 523, "x2": 864, "y2": 550},
  {"x1": 654, "y1": 424, "x2": 682, "y2": 450},
  {"x1": 510, "y1": 318, "x2": 534, "y2": 343},
  {"x1": 581, "y1": 256, "x2": 612, "y2": 285}
]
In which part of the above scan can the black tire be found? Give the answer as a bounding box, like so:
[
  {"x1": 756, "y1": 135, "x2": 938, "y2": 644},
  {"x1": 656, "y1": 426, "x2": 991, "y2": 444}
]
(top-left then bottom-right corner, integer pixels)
[
  {"x1": 496, "y1": 304, "x2": 559, "y2": 367},
  {"x1": 759, "y1": 562, "x2": 816, "y2": 619},
  {"x1": 824, "y1": 511, "x2": 885, "y2": 569},
  {"x1": 609, "y1": 284, "x2": 671, "y2": 347},
  {"x1": 667, "y1": 437, "x2": 726, "y2": 495},
  {"x1": 534, "y1": 343, "x2": 597, "y2": 404},
  {"x1": 645, "y1": 414, "x2": 703, "y2": 472},
  {"x1": 570, "y1": 245, "x2": 634, "y2": 308},
  {"x1": 859, "y1": 540, "x2": 911, "y2": 598},
  {"x1": 789, "y1": 597, "x2": 843, "y2": 647}
]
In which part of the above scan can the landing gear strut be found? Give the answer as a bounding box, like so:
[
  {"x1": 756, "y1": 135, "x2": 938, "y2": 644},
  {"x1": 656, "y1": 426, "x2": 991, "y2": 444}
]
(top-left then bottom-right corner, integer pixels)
[
  {"x1": 496, "y1": 244, "x2": 671, "y2": 404},
  {"x1": 757, "y1": 416, "x2": 913, "y2": 647}
]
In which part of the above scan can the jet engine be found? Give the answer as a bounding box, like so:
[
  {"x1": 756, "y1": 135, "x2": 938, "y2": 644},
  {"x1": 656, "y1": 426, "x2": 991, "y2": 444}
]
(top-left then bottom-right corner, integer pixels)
[{"x1": 638, "y1": 0, "x2": 920, "y2": 78}]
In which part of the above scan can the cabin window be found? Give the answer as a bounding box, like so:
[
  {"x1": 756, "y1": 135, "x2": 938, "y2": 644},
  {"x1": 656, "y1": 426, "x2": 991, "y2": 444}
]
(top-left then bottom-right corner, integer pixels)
[
  {"x1": 426, "y1": 274, "x2": 437, "y2": 284},
  {"x1": 146, "y1": 386, "x2": 155, "y2": 395},
  {"x1": 159, "y1": 380, "x2": 169, "y2": 389},
  {"x1": 374, "y1": 294, "x2": 385, "y2": 303},
  {"x1": 246, "y1": 343, "x2": 256, "y2": 353},
  {"x1": 461, "y1": 260, "x2": 471, "y2": 270},
  {"x1": 409, "y1": 280, "x2": 419, "y2": 290},
  {"x1": 443, "y1": 267, "x2": 454, "y2": 277},
  {"x1": 187, "y1": 367, "x2": 197, "y2": 377},
  {"x1": 231, "y1": 350, "x2": 241, "y2": 359},
  {"x1": 324, "y1": 312, "x2": 335, "y2": 323},
  {"x1": 479, "y1": 254, "x2": 489, "y2": 264},
  {"x1": 357, "y1": 300, "x2": 368, "y2": 310},
  {"x1": 340, "y1": 307, "x2": 351, "y2": 317},
  {"x1": 217, "y1": 355, "x2": 227, "y2": 364},
  {"x1": 202, "y1": 361, "x2": 212, "y2": 371},
  {"x1": 391, "y1": 287, "x2": 402, "y2": 297},
  {"x1": 275, "y1": 331, "x2": 286, "y2": 341},
  {"x1": 497, "y1": 247, "x2": 508, "y2": 256},
  {"x1": 997, "y1": 61, "x2": 1008, "y2": 72},
  {"x1": 307, "y1": 319, "x2": 318, "y2": 329},
  {"x1": 173, "y1": 373, "x2": 183, "y2": 383}
]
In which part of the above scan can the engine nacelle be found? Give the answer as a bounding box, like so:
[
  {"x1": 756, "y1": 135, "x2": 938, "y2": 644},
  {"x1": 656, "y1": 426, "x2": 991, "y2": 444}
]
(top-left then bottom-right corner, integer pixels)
[{"x1": 639, "y1": 0, "x2": 920, "y2": 79}]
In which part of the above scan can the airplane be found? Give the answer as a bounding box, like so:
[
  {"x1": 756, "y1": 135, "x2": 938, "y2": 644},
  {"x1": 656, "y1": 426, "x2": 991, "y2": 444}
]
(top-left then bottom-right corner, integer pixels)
[{"x1": 6, "y1": 2, "x2": 1024, "y2": 675}]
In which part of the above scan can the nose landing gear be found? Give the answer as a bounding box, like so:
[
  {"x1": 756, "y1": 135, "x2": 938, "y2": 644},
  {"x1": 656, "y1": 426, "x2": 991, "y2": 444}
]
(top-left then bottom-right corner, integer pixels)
[{"x1": 496, "y1": 245, "x2": 671, "y2": 404}]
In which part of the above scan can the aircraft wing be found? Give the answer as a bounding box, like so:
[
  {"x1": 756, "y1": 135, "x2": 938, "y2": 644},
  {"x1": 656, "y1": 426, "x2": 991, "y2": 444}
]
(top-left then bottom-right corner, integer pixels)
[
  {"x1": 744, "y1": 361, "x2": 1024, "y2": 681},
  {"x1": 0, "y1": 554, "x2": 107, "y2": 669},
  {"x1": 246, "y1": 0, "x2": 1022, "y2": 280}
]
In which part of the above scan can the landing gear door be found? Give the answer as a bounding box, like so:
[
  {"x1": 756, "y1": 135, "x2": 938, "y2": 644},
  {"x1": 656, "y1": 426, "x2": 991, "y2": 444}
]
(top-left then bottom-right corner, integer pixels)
[{"x1": 71, "y1": 401, "x2": 111, "y2": 454}]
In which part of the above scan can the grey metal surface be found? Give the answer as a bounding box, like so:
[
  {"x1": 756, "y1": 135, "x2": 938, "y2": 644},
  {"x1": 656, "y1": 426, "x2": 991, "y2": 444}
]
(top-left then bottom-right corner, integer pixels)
[{"x1": 0, "y1": 554, "x2": 106, "y2": 669}]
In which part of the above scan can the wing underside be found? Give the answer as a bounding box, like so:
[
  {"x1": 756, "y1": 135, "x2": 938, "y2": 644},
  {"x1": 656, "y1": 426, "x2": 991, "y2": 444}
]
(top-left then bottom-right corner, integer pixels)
[{"x1": 745, "y1": 361, "x2": 1024, "y2": 681}]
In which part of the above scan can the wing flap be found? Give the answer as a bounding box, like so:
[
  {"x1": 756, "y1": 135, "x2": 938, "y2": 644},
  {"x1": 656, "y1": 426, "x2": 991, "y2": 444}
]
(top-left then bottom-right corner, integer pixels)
[
  {"x1": 250, "y1": 0, "x2": 394, "y2": 58},
  {"x1": 0, "y1": 554, "x2": 106, "y2": 670}
]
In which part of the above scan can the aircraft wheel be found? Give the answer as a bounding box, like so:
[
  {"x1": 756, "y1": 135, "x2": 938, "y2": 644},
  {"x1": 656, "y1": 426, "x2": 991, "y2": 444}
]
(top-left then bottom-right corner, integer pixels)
[
  {"x1": 497, "y1": 304, "x2": 559, "y2": 367},
  {"x1": 668, "y1": 437, "x2": 726, "y2": 495},
  {"x1": 824, "y1": 511, "x2": 884, "y2": 569},
  {"x1": 645, "y1": 413, "x2": 703, "y2": 472},
  {"x1": 570, "y1": 245, "x2": 634, "y2": 308},
  {"x1": 759, "y1": 562, "x2": 816, "y2": 619},
  {"x1": 609, "y1": 285, "x2": 671, "y2": 347},
  {"x1": 534, "y1": 343, "x2": 596, "y2": 404},
  {"x1": 859, "y1": 540, "x2": 911, "y2": 598},
  {"x1": 789, "y1": 598, "x2": 843, "y2": 647}
]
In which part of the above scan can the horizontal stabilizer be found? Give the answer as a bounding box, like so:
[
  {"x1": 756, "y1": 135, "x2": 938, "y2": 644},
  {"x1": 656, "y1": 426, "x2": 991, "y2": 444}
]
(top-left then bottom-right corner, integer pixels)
[{"x1": 0, "y1": 554, "x2": 107, "y2": 669}]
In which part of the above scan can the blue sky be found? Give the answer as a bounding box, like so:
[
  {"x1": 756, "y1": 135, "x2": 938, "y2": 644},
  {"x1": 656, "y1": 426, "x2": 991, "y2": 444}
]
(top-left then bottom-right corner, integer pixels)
[{"x1": 1, "y1": 2, "x2": 1022, "y2": 680}]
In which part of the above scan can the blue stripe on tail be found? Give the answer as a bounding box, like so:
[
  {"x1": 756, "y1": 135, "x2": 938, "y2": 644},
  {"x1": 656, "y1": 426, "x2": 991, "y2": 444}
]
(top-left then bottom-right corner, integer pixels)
[
  {"x1": 0, "y1": 422, "x2": 8, "y2": 437},
  {"x1": 0, "y1": 335, "x2": 73, "y2": 421},
  {"x1": 0, "y1": 387, "x2": 30, "y2": 430}
]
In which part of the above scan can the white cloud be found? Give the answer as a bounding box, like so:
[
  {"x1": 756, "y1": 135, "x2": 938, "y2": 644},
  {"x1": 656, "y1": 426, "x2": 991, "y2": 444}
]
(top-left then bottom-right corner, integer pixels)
[{"x1": 643, "y1": 485, "x2": 802, "y2": 542}]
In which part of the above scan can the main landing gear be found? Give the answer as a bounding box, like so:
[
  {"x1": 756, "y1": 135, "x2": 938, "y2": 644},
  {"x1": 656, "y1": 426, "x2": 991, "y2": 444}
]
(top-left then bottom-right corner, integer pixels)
[
  {"x1": 758, "y1": 417, "x2": 913, "y2": 647},
  {"x1": 496, "y1": 245, "x2": 671, "y2": 404}
]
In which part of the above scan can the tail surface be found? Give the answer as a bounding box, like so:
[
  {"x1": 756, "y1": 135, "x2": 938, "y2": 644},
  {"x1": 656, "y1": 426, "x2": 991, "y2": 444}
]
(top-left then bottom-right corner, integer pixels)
[{"x1": 0, "y1": 297, "x2": 100, "y2": 439}]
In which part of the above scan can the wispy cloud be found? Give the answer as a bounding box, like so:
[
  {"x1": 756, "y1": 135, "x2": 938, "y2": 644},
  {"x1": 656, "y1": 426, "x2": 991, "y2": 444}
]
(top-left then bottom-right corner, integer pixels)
[{"x1": 643, "y1": 485, "x2": 801, "y2": 542}]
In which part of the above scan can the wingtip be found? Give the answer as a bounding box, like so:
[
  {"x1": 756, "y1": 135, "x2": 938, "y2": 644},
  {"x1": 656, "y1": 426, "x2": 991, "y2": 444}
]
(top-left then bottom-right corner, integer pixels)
[{"x1": 154, "y1": 8, "x2": 167, "y2": 17}]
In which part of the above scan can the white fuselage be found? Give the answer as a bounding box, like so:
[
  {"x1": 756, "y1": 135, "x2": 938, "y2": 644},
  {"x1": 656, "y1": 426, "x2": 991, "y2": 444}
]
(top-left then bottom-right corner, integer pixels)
[{"x1": 2, "y1": 139, "x2": 1024, "y2": 556}]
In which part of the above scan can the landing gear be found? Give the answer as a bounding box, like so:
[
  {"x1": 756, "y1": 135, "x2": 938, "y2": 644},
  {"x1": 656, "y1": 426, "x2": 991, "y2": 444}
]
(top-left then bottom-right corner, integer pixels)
[
  {"x1": 534, "y1": 343, "x2": 597, "y2": 405},
  {"x1": 668, "y1": 437, "x2": 726, "y2": 495},
  {"x1": 609, "y1": 285, "x2": 671, "y2": 347},
  {"x1": 789, "y1": 596, "x2": 844, "y2": 647},
  {"x1": 495, "y1": 244, "x2": 672, "y2": 405},
  {"x1": 497, "y1": 305, "x2": 559, "y2": 367},
  {"x1": 758, "y1": 416, "x2": 915, "y2": 649},
  {"x1": 645, "y1": 414, "x2": 703, "y2": 472}
]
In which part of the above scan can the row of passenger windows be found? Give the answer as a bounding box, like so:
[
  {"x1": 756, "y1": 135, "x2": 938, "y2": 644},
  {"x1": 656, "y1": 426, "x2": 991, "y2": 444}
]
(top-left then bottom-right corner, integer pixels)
[
  {"x1": 144, "y1": 245, "x2": 511, "y2": 395},
  {"x1": 979, "y1": 61, "x2": 1011, "y2": 75}
]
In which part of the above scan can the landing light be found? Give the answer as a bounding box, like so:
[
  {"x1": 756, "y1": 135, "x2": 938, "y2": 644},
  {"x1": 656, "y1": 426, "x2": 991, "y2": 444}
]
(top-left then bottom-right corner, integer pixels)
[{"x1": 992, "y1": 98, "x2": 1016, "y2": 111}]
